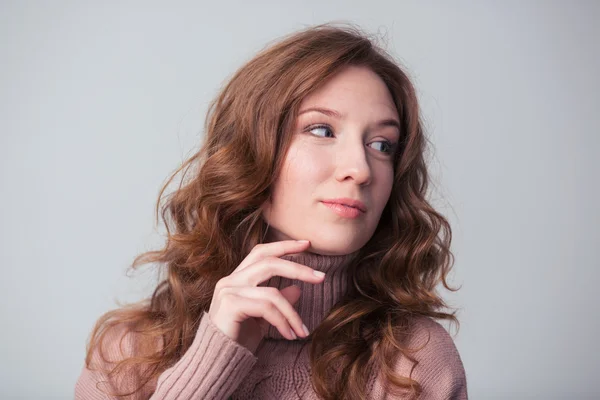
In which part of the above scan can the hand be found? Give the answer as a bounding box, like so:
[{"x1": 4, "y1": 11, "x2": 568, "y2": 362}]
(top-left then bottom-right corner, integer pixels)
[{"x1": 207, "y1": 240, "x2": 325, "y2": 353}]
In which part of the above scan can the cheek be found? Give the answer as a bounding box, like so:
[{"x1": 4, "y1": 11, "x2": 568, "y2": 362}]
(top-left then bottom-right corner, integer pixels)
[
  {"x1": 279, "y1": 142, "x2": 329, "y2": 193},
  {"x1": 264, "y1": 143, "x2": 329, "y2": 236},
  {"x1": 373, "y1": 166, "x2": 395, "y2": 212}
]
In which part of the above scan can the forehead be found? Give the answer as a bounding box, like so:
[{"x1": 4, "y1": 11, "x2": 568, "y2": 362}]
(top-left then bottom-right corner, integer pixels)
[{"x1": 299, "y1": 65, "x2": 397, "y2": 117}]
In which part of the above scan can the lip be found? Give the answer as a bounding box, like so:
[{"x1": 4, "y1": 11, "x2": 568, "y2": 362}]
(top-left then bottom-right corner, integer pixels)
[
  {"x1": 321, "y1": 202, "x2": 363, "y2": 219},
  {"x1": 321, "y1": 198, "x2": 367, "y2": 213}
]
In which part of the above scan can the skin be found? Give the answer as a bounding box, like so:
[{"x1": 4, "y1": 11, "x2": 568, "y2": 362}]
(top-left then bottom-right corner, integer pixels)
[{"x1": 262, "y1": 65, "x2": 401, "y2": 255}]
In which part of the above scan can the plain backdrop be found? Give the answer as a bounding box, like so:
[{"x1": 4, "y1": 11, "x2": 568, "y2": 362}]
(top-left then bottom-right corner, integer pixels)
[{"x1": 1, "y1": 1, "x2": 598, "y2": 399}]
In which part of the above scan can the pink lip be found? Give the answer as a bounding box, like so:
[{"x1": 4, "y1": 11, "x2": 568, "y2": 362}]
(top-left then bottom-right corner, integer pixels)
[
  {"x1": 321, "y1": 202, "x2": 363, "y2": 218},
  {"x1": 321, "y1": 198, "x2": 367, "y2": 212},
  {"x1": 320, "y1": 198, "x2": 367, "y2": 219}
]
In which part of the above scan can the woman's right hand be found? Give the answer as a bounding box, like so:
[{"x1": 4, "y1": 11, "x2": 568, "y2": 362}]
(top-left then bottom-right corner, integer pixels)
[{"x1": 207, "y1": 240, "x2": 325, "y2": 353}]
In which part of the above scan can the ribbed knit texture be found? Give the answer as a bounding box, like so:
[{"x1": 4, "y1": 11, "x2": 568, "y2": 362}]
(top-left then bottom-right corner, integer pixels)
[
  {"x1": 75, "y1": 251, "x2": 468, "y2": 399},
  {"x1": 259, "y1": 250, "x2": 359, "y2": 340}
]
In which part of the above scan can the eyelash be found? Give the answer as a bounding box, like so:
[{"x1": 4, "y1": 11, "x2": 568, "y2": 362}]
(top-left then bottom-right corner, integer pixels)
[{"x1": 305, "y1": 124, "x2": 396, "y2": 155}]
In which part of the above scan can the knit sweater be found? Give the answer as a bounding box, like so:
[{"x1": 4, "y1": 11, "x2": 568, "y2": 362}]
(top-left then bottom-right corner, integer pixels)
[{"x1": 75, "y1": 251, "x2": 468, "y2": 399}]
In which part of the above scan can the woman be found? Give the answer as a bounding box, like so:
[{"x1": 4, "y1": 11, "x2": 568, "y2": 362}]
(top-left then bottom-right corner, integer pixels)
[{"x1": 75, "y1": 23, "x2": 468, "y2": 399}]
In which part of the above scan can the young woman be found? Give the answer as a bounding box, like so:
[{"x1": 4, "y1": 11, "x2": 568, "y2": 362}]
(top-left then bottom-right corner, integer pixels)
[{"x1": 75, "y1": 23, "x2": 468, "y2": 400}]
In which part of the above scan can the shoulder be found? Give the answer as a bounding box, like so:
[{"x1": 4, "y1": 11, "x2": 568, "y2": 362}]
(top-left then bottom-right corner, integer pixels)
[
  {"x1": 87, "y1": 322, "x2": 139, "y2": 369},
  {"x1": 408, "y1": 317, "x2": 468, "y2": 398},
  {"x1": 75, "y1": 322, "x2": 159, "y2": 399},
  {"x1": 399, "y1": 316, "x2": 468, "y2": 399},
  {"x1": 406, "y1": 316, "x2": 463, "y2": 363}
]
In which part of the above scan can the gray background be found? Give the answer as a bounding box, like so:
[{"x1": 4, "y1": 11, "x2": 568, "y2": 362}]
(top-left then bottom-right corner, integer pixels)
[{"x1": 1, "y1": 1, "x2": 598, "y2": 399}]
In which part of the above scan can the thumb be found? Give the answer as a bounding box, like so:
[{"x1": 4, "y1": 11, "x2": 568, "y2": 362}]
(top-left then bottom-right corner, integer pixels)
[{"x1": 280, "y1": 285, "x2": 302, "y2": 306}]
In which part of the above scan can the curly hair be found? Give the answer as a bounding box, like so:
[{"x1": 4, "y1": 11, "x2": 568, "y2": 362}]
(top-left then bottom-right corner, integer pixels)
[{"x1": 84, "y1": 22, "x2": 460, "y2": 400}]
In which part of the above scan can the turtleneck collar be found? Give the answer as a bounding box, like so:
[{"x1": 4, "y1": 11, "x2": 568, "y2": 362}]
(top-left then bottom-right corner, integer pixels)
[{"x1": 258, "y1": 250, "x2": 359, "y2": 340}]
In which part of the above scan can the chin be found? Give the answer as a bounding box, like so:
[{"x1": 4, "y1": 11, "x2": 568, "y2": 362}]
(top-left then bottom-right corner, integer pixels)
[
  {"x1": 306, "y1": 234, "x2": 366, "y2": 256},
  {"x1": 263, "y1": 221, "x2": 370, "y2": 255}
]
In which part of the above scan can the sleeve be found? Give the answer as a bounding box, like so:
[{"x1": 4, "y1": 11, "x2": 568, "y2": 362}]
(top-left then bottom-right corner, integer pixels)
[
  {"x1": 385, "y1": 317, "x2": 468, "y2": 400},
  {"x1": 75, "y1": 311, "x2": 258, "y2": 400}
]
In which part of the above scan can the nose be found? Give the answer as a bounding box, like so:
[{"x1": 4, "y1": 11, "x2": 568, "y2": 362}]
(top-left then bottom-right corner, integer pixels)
[{"x1": 333, "y1": 139, "x2": 372, "y2": 186}]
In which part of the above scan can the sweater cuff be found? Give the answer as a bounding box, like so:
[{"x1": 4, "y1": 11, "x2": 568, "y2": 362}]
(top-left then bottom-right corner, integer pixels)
[{"x1": 152, "y1": 311, "x2": 258, "y2": 399}]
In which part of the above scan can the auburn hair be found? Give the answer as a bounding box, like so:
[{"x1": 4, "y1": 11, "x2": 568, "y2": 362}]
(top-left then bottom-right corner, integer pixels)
[{"x1": 84, "y1": 22, "x2": 460, "y2": 399}]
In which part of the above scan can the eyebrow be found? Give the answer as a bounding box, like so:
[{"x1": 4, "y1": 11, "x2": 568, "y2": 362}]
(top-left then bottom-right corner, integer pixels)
[{"x1": 298, "y1": 107, "x2": 401, "y2": 132}]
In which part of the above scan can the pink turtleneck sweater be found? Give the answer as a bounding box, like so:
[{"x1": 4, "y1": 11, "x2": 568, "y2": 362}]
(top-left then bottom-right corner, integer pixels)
[{"x1": 75, "y1": 252, "x2": 468, "y2": 399}]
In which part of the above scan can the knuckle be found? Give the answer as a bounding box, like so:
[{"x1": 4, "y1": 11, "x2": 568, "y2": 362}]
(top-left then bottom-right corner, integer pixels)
[
  {"x1": 214, "y1": 278, "x2": 227, "y2": 292},
  {"x1": 273, "y1": 242, "x2": 284, "y2": 253},
  {"x1": 220, "y1": 292, "x2": 236, "y2": 305},
  {"x1": 264, "y1": 301, "x2": 277, "y2": 313},
  {"x1": 255, "y1": 299, "x2": 270, "y2": 312},
  {"x1": 256, "y1": 259, "x2": 274, "y2": 274},
  {"x1": 262, "y1": 256, "x2": 278, "y2": 268},
  {"x1": 263, "y1": 287, "x2": 280, "y2": 296}
]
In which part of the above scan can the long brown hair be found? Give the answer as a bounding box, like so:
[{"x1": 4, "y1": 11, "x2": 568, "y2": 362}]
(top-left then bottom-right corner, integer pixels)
[{"x1": 84, "y1": 22, "x2": 460, "y2": 399}]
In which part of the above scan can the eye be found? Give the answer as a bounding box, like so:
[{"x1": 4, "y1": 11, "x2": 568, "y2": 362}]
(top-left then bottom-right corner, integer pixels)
[
  {"x1": 368, "y1": 140, "x2": 395, "y2": 154},
  {"x1": 306, "y1": 124, "x2": 334, "y2": 138}
]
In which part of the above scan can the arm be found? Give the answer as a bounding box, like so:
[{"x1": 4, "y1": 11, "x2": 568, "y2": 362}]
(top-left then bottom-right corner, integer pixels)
[{"x1": 75, "y1": 311, "x2": 258, "y2": 400}]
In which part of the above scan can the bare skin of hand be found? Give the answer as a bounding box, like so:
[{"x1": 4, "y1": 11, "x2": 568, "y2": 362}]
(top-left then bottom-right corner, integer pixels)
[{"x1": 207, "y1": 240, "x2": 325, "y2": 353}]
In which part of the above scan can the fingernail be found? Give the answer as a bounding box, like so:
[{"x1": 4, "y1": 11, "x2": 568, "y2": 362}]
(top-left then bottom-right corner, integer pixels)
[
  {"x1": 313, "y1": 270, "x2": 325, "y2": 278},
  {"x1": 302, "y1": 324, "x2": 310, "y2": 336},
  {"x1": 290, "y1": 328, "x2": 297, "y2": 340},
  {"x1": 297, "y1": 240, "x2": 309, "y2": 244}
]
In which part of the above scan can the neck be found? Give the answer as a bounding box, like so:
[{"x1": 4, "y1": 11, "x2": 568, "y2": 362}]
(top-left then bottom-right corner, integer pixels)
[{"x1": 259, "y1": 250, "x2": 359, "y2": 340}]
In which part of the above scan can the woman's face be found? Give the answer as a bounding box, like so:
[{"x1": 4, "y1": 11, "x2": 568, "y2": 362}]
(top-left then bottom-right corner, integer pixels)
[{"x1": 262, "y1": 65, "x2": 400, "y2": 255}]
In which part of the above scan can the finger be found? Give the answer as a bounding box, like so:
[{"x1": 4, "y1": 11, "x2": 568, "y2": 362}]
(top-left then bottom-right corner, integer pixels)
[
  {"x1": 228, "y1": 256, "x2": 326, "y2": 288},
  {"x1": 221, "y1": 293, "x2": 298, "y2": 340},
  {"x1": 222, "y1": 285, "x2": 306, "y2": 338},
  {"x1": 234, "y1": 240, "x2": 310, "y2": 273},
  {"x1": 279, "y1": 285, "x2": 302, "y2": 306}
]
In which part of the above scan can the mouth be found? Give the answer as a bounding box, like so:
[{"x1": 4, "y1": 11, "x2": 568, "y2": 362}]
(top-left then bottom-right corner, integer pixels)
[
  {"x1": 320, "y1": 201, "x2": 365, "y2": 219},
  {"x1": 320, "y1": 198, "x2": 367, "y2": 213}
]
